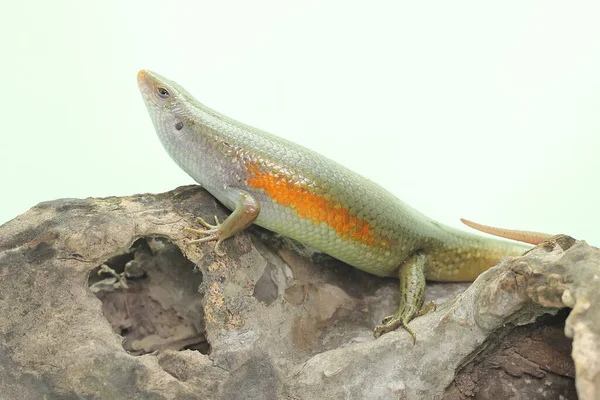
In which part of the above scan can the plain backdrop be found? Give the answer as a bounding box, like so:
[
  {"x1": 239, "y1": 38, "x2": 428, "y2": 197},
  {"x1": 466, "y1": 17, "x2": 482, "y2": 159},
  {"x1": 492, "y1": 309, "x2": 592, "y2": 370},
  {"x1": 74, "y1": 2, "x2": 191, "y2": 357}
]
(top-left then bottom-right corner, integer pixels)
[{"x1": 1, "y1": 1, "x2": 598, "y2": 245}]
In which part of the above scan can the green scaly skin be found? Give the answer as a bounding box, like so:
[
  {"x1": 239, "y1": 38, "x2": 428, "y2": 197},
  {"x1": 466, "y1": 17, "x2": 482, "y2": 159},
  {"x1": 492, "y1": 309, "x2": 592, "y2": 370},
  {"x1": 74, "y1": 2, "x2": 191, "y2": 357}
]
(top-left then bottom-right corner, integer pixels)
[{"x1": 137, "y1": 70, "x2": 531, "y2": 341}]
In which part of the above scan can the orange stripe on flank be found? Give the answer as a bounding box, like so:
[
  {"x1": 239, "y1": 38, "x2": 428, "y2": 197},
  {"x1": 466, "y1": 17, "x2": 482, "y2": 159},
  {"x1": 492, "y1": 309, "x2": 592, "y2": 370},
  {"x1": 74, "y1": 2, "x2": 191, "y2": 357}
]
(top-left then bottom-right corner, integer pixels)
[{"x1": 246, "y1": 162, "x2": 390, "y2": 248}]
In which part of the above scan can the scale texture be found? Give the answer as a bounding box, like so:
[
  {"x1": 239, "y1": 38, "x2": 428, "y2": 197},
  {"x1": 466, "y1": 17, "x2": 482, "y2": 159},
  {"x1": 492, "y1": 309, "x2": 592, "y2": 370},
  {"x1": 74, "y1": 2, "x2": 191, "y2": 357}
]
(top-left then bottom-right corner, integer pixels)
[{"x1": 137, "y1": 70, "x2": 528, "y2": 281}]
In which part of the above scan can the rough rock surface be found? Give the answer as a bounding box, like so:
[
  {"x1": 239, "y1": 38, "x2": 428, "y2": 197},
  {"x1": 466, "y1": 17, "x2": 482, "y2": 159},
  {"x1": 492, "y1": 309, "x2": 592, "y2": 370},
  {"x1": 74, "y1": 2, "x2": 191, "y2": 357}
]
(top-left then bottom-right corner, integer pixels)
[{"x1": 0, "y1": 186, "x2": 597, "y2": 399}]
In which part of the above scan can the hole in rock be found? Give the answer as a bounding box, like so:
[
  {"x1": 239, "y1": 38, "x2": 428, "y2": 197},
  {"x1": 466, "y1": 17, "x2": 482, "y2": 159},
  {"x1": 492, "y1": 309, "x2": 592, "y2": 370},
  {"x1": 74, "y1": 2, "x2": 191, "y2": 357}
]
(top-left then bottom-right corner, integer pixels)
[{"x1": 88, "y1": 237, "x2": 209, "y2": 355}]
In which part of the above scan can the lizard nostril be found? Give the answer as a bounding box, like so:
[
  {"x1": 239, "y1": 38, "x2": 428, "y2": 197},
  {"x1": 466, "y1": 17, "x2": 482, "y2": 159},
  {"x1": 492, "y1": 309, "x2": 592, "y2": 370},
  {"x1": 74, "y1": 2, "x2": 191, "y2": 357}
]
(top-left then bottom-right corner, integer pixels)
[{"x1": 175, "y1": 122, "x2": 184, "y2": 131}]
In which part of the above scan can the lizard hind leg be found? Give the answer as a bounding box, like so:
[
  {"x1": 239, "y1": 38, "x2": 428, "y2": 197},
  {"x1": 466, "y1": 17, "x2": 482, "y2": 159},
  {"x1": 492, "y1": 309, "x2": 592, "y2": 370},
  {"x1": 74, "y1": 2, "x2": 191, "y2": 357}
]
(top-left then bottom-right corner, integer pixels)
[{"x1": 373, "y1": 252, "x2": 434, "y2": 344}]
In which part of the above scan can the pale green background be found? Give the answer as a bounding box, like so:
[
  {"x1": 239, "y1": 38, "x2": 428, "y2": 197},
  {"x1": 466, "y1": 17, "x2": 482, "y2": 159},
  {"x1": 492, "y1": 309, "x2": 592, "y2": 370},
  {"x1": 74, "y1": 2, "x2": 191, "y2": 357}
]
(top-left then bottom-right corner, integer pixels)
[{"x1": 1, "y1": 1, "x2": 598, "y2": 245}]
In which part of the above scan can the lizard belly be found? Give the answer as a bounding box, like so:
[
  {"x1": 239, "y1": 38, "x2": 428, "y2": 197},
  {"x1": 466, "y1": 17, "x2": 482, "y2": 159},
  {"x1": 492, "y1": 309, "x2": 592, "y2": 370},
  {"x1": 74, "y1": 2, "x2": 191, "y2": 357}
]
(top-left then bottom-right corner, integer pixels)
[
  {"x1": 207, "y1": 180, "x2": 405, "y2": 277},
  {"x1": 255, "y1": 197, "x2": 405, "y2": 277}
]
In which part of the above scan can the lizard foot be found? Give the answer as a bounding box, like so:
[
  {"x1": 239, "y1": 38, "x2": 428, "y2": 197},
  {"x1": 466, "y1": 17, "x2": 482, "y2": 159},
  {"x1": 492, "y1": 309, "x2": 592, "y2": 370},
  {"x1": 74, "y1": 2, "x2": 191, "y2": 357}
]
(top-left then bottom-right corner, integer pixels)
[
  {"x1": 373, "y1": 300, "x2": 436, "y2": 343},
  {"x1": 182, "y1": 192, "x2": 260, "y2": 256},
  {"x1": 184, "y1": 215, "x2": 226, "y2": 256}
]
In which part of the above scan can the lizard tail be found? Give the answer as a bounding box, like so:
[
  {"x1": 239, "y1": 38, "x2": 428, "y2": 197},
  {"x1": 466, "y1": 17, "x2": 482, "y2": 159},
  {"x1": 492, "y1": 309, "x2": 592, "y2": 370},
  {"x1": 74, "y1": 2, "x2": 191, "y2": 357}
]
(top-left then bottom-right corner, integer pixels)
[{"x1": 460, "y1": 218, "x2": 552, "y2": 246}]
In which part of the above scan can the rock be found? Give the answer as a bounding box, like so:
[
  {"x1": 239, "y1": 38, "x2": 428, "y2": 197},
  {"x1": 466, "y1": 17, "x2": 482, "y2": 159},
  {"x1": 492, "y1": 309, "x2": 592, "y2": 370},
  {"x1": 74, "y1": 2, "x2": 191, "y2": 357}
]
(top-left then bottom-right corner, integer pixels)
[{"x1": 0, "y1": 185, "x2": 596, "y2": 399}]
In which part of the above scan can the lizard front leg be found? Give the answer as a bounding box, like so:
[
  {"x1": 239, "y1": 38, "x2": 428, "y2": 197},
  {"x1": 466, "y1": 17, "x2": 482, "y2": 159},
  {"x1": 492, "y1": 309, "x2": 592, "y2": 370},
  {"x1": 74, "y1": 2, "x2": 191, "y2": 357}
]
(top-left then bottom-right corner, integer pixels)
[
  {"x1": 373, "y1": 252, "x2": 436, "y2": 342},
  {"x1": 185, "y1": 190, "x2": 260, "y2": 256}
]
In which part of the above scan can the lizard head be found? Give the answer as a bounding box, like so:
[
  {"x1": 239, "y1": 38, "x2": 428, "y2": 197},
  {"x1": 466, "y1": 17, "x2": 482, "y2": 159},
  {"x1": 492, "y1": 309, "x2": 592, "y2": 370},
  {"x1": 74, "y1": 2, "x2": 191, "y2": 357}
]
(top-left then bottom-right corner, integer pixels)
[{"x1": 137, "y1": 70, "x2": 199, "y2": 154}]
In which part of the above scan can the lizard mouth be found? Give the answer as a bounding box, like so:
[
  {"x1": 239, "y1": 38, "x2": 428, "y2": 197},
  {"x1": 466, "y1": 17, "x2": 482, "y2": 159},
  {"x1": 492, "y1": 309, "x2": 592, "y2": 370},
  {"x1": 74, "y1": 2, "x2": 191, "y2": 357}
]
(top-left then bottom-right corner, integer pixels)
[
  {"x1": 137, "y1": 70, "x2": 152, "y2": 92},
  {"x1": 137, "y1": 70, "x2": 161, "y2": 108},
  {"x1": 137, "y1": 69, "x2": 149, "y2": 84}
]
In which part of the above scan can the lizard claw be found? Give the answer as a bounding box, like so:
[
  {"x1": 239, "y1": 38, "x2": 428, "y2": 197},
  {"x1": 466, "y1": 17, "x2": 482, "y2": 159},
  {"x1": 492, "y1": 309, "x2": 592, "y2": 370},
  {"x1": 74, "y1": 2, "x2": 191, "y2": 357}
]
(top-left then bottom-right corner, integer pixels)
[
  {"x1": 184, "y1": 227, "x2": 218, "y2": 236},
  {"x1": 184, "y1": 192, "x2": 260, "y2": 256},
  {"x1": 374, "y1": 316, "x2": 417, "y2": 344},
  {"x1": 373, "y1": 300, "x2": 436, "y2": 343},
  {"x1": 196, "y1": 215, "x2": 220, "y2": 229},
  {"x1": 415, "y1": 300, "x2": 436, "y2": 317},
  {"x1": 186, "y1": 215, "x2": 226, "y2": 256},
  {"x1": 188, "y1": 235, "x2": 220, "y2": 244}
]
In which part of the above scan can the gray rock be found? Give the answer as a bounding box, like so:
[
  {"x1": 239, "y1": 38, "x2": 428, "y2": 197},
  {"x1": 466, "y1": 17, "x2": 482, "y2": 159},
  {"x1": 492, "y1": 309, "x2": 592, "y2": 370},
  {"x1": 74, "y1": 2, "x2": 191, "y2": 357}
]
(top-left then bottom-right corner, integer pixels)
[{"x1": 0, "y1": 186, "x2": 595, "y2": 399}]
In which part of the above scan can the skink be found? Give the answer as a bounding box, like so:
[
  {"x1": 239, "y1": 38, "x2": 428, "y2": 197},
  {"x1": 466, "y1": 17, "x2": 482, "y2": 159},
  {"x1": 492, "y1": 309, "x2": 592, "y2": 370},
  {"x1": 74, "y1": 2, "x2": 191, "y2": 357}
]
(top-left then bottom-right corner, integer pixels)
[{"x1": 137, "y1": 70, "x2": 533, "y2": 341}]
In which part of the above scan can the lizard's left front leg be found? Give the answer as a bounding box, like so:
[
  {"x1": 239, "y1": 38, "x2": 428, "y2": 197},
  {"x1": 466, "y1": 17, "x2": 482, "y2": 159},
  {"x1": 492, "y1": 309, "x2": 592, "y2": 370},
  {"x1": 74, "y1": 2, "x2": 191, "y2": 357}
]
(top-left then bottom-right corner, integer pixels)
[
  {"x1": 185, "y1": 190, "x2": 260, "y2": 256},
  {"x1": 373, "y1": 252, "x2": 436, "y2": 342}
]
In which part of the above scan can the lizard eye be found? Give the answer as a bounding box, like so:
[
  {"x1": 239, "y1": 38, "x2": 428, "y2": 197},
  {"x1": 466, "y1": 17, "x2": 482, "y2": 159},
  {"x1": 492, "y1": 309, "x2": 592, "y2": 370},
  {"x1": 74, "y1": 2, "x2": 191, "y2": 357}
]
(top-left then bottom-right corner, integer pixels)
[{"x1": 157, "y1": 87, "x2": 170, "y2": 99}]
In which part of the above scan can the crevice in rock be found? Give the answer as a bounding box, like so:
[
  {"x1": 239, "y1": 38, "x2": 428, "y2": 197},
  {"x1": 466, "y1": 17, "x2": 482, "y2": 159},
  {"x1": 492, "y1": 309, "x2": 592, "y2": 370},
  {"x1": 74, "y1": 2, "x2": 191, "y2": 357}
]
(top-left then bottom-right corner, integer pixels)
[
  {"x1": 446, "y1": 309, "x2": 575, "y2": 399},
  {"x1": 88, "y1": 236, "x2": 209, "y2": 355}
]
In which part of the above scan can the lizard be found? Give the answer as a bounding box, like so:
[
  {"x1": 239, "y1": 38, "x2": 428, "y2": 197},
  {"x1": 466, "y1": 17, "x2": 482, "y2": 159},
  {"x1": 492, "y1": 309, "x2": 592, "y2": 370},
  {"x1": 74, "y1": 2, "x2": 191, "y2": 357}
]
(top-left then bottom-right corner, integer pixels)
[{"x1": 137, "y1": 69, "x2": 539, "y2": 342}]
